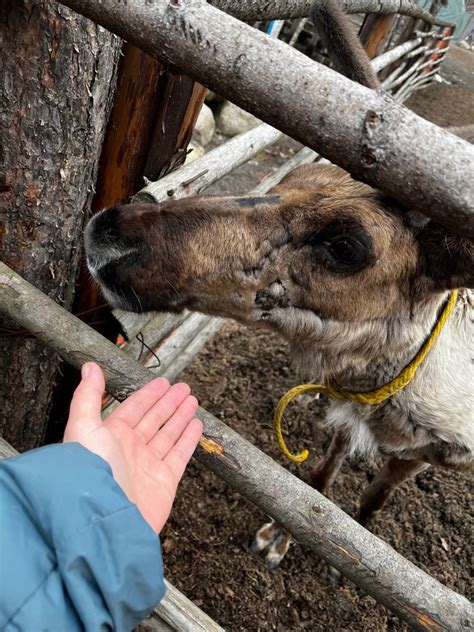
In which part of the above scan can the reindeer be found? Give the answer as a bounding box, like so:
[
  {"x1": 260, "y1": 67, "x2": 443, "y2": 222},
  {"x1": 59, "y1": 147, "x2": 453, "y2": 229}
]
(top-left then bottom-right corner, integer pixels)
[
  {"x1": 84, "y1": 161, "x2": 473, "y2": 562},
  {"x1": 84, "y1": 4, "x2": 473, "y2": 569}
]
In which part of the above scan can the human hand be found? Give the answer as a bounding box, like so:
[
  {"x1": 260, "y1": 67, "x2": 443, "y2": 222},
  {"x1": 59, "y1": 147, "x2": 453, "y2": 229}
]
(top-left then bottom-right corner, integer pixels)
[{"x1": 64, "y1": 362, "x2": 203, "y2": 533}]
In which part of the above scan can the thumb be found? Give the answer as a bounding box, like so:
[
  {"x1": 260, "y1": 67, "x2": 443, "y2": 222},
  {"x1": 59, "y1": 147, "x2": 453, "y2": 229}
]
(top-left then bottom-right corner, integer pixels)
[{"x1": 65, "y1": 363, "x2": 105, "y2": 439}]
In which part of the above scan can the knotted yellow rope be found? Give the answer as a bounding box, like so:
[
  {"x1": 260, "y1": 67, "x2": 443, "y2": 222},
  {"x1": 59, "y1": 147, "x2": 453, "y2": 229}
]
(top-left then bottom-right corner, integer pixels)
[{"x1": 275, "y1": 290, "x2": 459, "y2": 463}]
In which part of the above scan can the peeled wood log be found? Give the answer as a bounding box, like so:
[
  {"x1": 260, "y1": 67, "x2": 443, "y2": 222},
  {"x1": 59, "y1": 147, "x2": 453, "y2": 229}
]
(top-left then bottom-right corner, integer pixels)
[
  {"x1": 371, "y1": 35, "x2": 422, "y2": 71},
  {"x1": 252, "y1": 146, "x2": 319, "y2": 193},
  {"x1": 0, "y1": 262, "x2": 473, "y2": 631},
  {"x1": 57, "y1": 0, "x2": 474, "y2": 237},
  {"x1": 209, "y1": 0, "x2": 450, "y2": 25},
  {"x1": 137, "y1": 124, "x2": 282, "y2": 203},
  {"x1": 0, "y1": 438, "x2": 222, "y2": 632}
]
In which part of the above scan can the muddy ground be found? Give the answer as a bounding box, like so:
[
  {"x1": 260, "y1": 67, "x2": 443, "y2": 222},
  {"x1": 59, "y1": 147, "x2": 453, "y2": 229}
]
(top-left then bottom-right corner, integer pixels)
[{"x1": 161, "y1": 46, "x2": 473, "y2": 631}]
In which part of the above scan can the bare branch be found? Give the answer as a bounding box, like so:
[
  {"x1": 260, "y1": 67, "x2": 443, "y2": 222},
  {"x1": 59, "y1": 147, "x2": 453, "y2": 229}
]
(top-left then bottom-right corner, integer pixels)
[
  {"x1": 0, "y1": 262, "x2": 473, "y2": 631},
  {"x1": 57, "y1": 0, "x2": 474, "y2": 236},
  {"x1": 209, "y1": 0, "x2": 451, "y2": 25},
  {"x1": 137, "y1": 124, "x2": 282, "y2": 203}
]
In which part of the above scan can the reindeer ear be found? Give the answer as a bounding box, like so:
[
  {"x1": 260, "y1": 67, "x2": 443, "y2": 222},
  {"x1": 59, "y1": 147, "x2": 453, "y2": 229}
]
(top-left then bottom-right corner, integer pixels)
[{"x1": 418, "y1": 222, "x2": 473, "y2": 291}]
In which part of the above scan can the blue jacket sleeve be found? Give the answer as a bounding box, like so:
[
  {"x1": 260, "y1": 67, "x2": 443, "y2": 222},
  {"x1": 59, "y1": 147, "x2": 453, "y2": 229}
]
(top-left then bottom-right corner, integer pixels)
[{"x1": 0, "y1": 443, "x2": 166, "y2": 632}]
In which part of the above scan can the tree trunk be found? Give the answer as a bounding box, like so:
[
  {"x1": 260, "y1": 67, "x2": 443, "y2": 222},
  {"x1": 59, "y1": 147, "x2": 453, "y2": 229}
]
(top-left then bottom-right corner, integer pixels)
[{"x1": 0, "y1": 1, "x2": 120, "y2": 451}]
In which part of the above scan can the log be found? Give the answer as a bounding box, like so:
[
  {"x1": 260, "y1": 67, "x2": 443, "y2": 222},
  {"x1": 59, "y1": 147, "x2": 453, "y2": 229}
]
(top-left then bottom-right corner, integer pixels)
[
  {"x1": 74, "y1": 44, "x2": 206, "y2": 338},
  {"x1": 252, "y1": 146, "x2": 319, "y2": 193},
  {"x1": 0, "y1": 436, "x2": 224, "y2": 632},
  {"x1": 371, "y1": 36, "x2": 422, "y2": 72},
  {"x1": 208, "y1": 0, "x2": 450, "y2": 25},
  {"x1": 360, "y1": 13, "x2": 398, "y2": 59},
  {"x1": 0, "y1": 0, "x2": 121, "y2": 451},
  {"x1": 137, "y1": 124, "x2": 282, "y2": 203},
  {"x1": 1, "y1": 262, "x2": 473, "y2": 631},
  {"x1": 57, "y1": 0, "x2": 474, "y2": 237}
]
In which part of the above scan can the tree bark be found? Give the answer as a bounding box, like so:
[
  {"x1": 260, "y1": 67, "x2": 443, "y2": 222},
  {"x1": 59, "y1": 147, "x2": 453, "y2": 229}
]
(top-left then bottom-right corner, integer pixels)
[
  {"x1": 0, "y1": 1, "x2": 120, "y2": 451},
  {"x1": 0, "y1": 262, "x2": 472, "y2": 632}
]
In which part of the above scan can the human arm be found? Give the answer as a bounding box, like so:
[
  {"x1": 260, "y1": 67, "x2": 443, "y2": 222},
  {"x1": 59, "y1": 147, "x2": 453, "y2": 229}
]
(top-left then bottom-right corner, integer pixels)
[{"x1": 0, "y1": 364, "x2": 202, "y2": 631}]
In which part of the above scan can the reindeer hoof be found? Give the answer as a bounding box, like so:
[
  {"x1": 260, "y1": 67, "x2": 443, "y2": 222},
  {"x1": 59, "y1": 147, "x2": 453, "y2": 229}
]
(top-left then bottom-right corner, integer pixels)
[
  {"x1": 250, "y1": 522, "x2": 291, "y2": 569},
  {"x1": 327, "y1": 564, "x2": 343, "y2": 585},
  {"x1": 265, "y1": 532, "x2": 291, "y2": 569}
]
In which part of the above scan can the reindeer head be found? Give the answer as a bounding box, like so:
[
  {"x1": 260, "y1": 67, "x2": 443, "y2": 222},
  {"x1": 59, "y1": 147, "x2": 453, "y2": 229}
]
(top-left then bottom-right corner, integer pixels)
[{"x1": 85, "y1": 164, "x2": 472, "y2": 352}]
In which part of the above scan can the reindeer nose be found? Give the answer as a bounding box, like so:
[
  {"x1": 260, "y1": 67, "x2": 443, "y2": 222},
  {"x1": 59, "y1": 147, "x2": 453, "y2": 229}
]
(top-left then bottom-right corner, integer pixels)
[{"x1": 84, "y1": 206, "x2": 141, "y2": 275}]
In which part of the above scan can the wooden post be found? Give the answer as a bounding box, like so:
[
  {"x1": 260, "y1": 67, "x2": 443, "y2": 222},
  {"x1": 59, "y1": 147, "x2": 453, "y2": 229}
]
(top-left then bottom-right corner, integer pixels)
[
  {"x1": 75, "y1": 44, "x2": 206, "y2": 331},
  {"x1": 360, "y1": 14, "x2": 398, "y2": 59}
]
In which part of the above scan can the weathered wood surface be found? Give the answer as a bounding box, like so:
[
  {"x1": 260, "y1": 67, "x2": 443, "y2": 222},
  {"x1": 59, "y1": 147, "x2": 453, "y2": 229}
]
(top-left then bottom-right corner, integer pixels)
[
  {"x1": 0, "y1": 0, "x2": 121, "y2": 451},
  {"x1": 1, "y1": 262, "x2": 473, "y2": 631},
  {"x1": 75, "y1": 43, "x2": 206, "y2": 337},
  {"x1": 57, "y1": 0, "x2": 474, "y2": 237},
  {"x1": 371, "y1": 36, "x2": 422, "y2": 72},
  {"x1": 209, "y1": 0, "x2": 450, "y2": 25},
  {"x1": 360, "y1": 13, "x2": 398, "y2": 58},
  {"x1": 137, "y1": 123, "x2": 282, "y2": 203},
  {"x1": 0, "y1": 437, "x2": 223, "y2": 632},
  {"x1": 252, "y1": 146, "x2": 319, "y2": 193},
  {"x1": 145, "y1": 76, "x2": 207, "y2": 182},
  {"x1": 91, "y1": 45, "x2": 165, "y2": 212}
]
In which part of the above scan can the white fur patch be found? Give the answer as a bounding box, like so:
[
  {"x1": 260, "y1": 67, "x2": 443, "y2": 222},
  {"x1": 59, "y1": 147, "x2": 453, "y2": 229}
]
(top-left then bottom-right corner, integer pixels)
[{"x1": 326, "y1": 402, "x2": 378, "y2": 457}]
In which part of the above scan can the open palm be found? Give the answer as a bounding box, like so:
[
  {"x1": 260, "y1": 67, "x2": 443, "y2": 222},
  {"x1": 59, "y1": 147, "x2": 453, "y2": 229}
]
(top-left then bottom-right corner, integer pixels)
[{"x1": 64, "y1": 363, "x2": 203, "y2": 533}]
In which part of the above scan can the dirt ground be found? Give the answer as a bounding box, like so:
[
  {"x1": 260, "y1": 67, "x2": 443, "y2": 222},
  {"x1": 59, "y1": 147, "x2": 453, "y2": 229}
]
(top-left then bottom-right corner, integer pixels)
[{"x1": 161, "y1": 46, "x2": 474, "y2": 631}]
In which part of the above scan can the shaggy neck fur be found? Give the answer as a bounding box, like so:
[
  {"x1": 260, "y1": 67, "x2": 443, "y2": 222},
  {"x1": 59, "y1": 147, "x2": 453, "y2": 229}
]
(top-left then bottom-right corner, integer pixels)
[{"x1": 288, "y1": 292, "x2": 450, "y2": 393}]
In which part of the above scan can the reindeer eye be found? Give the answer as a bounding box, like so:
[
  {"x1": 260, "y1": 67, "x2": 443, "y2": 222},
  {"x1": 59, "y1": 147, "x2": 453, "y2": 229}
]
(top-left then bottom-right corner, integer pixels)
[
  {"x1": 304, "y1": 220, "x2": 374, "y2": 274},
  {"x1": 328, "y1": 238, "x2": 360, "y2": 264}
]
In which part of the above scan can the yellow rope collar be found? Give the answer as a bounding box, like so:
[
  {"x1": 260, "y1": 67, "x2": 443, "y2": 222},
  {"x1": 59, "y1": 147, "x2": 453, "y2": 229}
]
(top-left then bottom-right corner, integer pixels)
[{"x1": 274, "y1": 290, "x2": 459, "y2": 463}]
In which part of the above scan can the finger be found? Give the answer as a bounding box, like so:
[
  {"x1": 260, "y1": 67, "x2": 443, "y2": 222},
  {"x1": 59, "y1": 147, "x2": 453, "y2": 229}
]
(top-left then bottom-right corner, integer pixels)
[
  {"x1": 149, "y1": 395, "x2": 199, "y2": 458},
  {"x1": 109, "y1": 377, "x2": 171, "y2": 428},
  {"x1": 135, "y1": 382, "x2": 191, "y2": 443},
  {"x1": 65, "y1": 363, "x2": 105, "y2": 437},
  {"x1": 162, "y1": 418, "x2": 203, "y2": 481}
]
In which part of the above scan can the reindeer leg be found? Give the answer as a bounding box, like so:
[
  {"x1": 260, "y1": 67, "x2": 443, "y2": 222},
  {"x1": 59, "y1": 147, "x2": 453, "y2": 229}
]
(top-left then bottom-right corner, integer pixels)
[
  {"x1": 251, "y1": 431, "x2": 350, "y2": 570},
  {"x1": 311, "y1": 429, "x2": 350, "y2": 493},
  {"x1": 359, "y1": 457, "x2": 429, "y2": 526}
]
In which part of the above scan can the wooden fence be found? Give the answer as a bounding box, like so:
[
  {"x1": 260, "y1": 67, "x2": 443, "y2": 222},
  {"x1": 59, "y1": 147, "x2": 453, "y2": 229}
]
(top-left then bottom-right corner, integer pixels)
[{"x1": 1, "y1": 1, "x2": 473, "y2": 630}]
